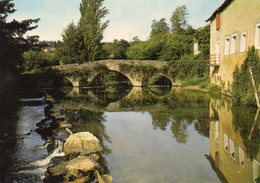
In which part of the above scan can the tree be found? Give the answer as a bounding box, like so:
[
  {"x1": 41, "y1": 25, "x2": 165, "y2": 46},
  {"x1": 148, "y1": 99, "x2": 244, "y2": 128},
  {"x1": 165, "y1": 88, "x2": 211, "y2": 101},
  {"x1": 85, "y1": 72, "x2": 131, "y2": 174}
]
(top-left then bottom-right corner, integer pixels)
[
  {"x1": 109, "y1": 39, "x2": 130, "y2": 59},
  {"x1": 170, "y1": 5, "x2": 189, "y2": 33},
  {"x1": 79, "y1": 0, "x2": 109, "y2": 61},
  {"x1": 194, "y1": 25, "x2": 210, "y2": 58},
  {"x1": 0, "y1": 0, "x2": 39, "y2": 72},
  {"x1": 58, "y1": 22, "x2": 84, "y2": 64},
  {"x1": 150, "y1": 18, "x2": 170, "y2": 38}
]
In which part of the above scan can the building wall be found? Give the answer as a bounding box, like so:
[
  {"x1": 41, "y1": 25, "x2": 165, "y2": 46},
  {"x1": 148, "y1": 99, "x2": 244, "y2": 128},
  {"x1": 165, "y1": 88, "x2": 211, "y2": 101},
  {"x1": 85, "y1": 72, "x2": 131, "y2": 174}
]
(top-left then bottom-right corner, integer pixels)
[{"x1": 210, "y1": 0, "x2": 260, "y2": 92}]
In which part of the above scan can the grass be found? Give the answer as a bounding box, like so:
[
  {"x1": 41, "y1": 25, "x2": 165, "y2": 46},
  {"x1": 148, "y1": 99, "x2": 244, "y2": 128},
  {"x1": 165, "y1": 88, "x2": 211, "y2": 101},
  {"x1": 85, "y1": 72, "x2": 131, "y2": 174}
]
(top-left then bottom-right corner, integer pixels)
[
  {"x1": 182, "y1": 77, "x2": 209, "y2": 87},
  {"x1": 182, "y1": 77, "x2": 221, "y2": 94}
]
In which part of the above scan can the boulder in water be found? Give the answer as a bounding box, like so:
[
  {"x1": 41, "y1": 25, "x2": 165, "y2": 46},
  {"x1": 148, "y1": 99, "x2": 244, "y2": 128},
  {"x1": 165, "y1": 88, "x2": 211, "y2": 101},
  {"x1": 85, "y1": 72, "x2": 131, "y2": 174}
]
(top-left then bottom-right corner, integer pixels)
[
  {"x1": 66, "y1": 156, "x2": 96, "y2": 178},
  {"x1": 64, "y1": 132, "x2": 102, "y2": 155},
  {"x1": 59, "y1": 122, "x2": 72, "y2": 129}
]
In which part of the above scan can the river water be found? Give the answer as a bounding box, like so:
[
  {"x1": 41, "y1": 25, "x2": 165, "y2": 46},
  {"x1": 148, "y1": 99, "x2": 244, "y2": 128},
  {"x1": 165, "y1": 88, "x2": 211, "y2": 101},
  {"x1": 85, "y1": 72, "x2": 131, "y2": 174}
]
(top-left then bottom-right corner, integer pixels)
[{"x1": 0, "y1": 87, "x2": 259, "y2": 183}]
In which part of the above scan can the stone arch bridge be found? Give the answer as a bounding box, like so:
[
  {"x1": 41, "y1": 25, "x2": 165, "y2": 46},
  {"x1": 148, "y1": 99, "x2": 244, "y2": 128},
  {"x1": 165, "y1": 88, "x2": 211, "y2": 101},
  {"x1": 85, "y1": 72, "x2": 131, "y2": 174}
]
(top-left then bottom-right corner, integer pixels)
[{"x1": 51, "y1": 60, "x2": 176, "y2": 87}]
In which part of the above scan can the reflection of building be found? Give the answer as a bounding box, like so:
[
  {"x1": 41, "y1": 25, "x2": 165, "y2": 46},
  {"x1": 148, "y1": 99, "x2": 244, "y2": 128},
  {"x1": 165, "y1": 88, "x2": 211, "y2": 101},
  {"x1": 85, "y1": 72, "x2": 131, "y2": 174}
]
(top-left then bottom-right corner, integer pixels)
[
  {"x1": 207, "y1": 0, "x2": 260, "y2": 91},
  {"x1": 208, "y1": 100, "x2": 260, "y2": 183}
]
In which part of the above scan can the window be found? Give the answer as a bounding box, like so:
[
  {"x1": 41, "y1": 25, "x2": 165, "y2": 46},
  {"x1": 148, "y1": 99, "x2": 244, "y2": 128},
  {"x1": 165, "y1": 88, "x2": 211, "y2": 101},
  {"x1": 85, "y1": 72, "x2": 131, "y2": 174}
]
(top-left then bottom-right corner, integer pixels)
[
  {"x1": 216, "y1": 41, "x2": 220, "y2": 64},
  {"x1": 224, "y1": 134, "x2": 229, "y2": 153},
  {"x1": 194, "y1": 42, "x2": 200, "y2": 55},
  {"x1": 225, "y1": 37, "x2": 230, "y2": 55},
  {"x1": 255, "y1": 24, "x2": 260, "y2": 49},
  {"x1": 240, "y1": 32, "x2": 247, "y2": 52},
  {"x1": 238, "y1": 147, "x2": 245, "y2": 167},
  {"x1": 253, "y1": 160, "x2": 260, "y2": 182},
  {"x1": 215, "y1": 121, "x2": 219, "y2": 142},
  {"x1": 229, "y1": 138, "x2": 235, "y2": 160},
  {"x1": 230, "y1": 34, "x2": 237, "y2": 54}
]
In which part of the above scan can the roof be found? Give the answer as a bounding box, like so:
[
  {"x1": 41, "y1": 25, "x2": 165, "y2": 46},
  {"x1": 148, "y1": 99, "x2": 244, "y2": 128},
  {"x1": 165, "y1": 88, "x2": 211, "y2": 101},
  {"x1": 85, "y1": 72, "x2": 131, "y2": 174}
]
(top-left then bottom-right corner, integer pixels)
[{"x1": 206, "y1": 0, "x2": 234, "y2": 22}]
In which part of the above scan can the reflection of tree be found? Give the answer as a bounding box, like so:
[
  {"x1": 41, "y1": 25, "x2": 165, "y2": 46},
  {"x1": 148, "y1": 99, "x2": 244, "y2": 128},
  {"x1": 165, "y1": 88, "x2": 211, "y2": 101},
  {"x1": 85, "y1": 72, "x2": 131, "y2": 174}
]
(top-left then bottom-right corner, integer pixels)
[
  {"x1": 194, "y1": 117, "x2": 210, "y2": 137},
  {"x1": 171, "y1": 119, "x2": 189, "y2": 144},
  {"x1": 148, "y1": 86, "x2": 171, "y2": 96},
  {"x1": 64, "y1": 108, "x2": 112, "y2": 170},
  {"x1": 89, "y1": 87, "x2": 131, "y2": 104},
  {"x1": 91, "y1": 71, "x2": 132, "y2": 89},
  {"x1": 64, "y1": 109, "x2": 111, "y2": 144},
  {"x1": 150, "y1": 112, "x2": 171, "y2": 131},
  {"x1": 232, "y1": 106, "x2": 260, "y2": 159}
]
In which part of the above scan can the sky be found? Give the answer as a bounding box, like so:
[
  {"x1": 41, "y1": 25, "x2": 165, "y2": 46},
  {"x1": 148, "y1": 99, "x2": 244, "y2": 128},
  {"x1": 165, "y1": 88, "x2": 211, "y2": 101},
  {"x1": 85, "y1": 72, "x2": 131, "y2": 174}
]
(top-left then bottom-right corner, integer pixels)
[{"x1": 10, "y1": 0, "x2": 225, "y2": 42}]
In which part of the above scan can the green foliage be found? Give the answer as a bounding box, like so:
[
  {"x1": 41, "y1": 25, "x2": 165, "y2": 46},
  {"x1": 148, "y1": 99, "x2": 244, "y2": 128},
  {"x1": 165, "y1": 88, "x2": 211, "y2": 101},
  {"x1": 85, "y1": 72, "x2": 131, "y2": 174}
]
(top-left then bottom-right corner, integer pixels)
[
  {"x1": 170, "y1": 5, "x2": 189, "y2": 33},
  {"x1": 232, "y1": 106, "x2": 260, "y2": 158},
  {"x1": 62, "y1": 69, "x2": 90, "y2": 78},
  {"x1": 205, "y1": 83, "x2": 221, "y2": 93},
  {"x1": 57, "y1": 0, "x2": 109, "y2": 63},
  {"x1": 150, "y1": 18, "x2": 170, "y2": 38},
  {"x1": 0, "y1": 0, "x2": 39, "y2": 73},
  {"x1": 182, "y1": 77, "x2": 209, "y2": 87},
  {"x1": 58, "y1": 22, "x2": 84, "y2": 64},
  {"x1": 127, "y1": 25, "x2": 196, "y2": 61},
  {"x1": 20, "y1": 69, "x2": 64, "y2": 88},
  {"x1": 93, "y1": 64, "x2": 109, "y2": 72},
  {"x1": 79, "y1": 0, "x2": 109, "y2": 61},
  {"x1": 232, "y1": 47, "x2": 260, "y2": 106},
  {"x1": 194, "y1": 25, "x2": 210, "y2": 58},
  {"x1": 159, "y1": 29, "x2": 195, "y2": 61},
  {"x1": 22, "y1": 50, "x2": 59, "y2": 71},
  {"x1": 168, "y1": 54, "x2": 209, "y2": 79},
  {"x1": 102, "y1": 39, "x2": 130, "y2": 59},
  {"x1": 127, "y1": 36, "x2": 165, "y2": 60},
  {"x1": 119, "y1": 63, "x2": 159, "y2": 76}
]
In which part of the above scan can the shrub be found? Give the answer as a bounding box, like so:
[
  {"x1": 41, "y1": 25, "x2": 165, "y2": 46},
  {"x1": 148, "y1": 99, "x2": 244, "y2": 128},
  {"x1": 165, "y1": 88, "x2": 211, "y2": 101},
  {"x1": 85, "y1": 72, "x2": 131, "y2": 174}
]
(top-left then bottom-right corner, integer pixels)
[
  {"x1": 22, "y1": 50, "x2": 59, "y2": 71},
  {"x1": 232, "y1": 47, "x2": 260, "y2": 106}
]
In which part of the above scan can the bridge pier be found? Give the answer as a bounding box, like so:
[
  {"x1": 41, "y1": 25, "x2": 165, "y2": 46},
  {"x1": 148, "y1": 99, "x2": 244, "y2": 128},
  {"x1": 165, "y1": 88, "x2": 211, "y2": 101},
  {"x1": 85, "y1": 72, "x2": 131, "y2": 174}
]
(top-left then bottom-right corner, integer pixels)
[{"x1": 66, "y1": 77, "x2": 80, "y2": 87}]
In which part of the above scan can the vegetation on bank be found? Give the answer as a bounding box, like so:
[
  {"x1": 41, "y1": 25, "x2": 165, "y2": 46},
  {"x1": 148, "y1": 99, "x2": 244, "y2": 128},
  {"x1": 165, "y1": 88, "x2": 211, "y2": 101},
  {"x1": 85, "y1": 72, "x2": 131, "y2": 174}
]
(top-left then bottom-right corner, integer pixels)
[{"x1": 232, "y1": 47, "x2": 260, "y2": 106}]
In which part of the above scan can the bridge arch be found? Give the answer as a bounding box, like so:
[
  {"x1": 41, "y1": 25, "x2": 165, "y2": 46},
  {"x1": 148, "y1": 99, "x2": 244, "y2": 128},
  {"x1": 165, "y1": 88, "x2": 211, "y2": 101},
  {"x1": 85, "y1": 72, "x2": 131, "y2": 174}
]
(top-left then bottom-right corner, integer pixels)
[
  {"x1": 87, "y1": 70, "x2": 133, "y2": 87},
  {"x1": 87, "y1": 69, "x2": 143, "y2": 87},
  {"x1": 148, "y1": 74, "x2": 173, "y2": 87}
]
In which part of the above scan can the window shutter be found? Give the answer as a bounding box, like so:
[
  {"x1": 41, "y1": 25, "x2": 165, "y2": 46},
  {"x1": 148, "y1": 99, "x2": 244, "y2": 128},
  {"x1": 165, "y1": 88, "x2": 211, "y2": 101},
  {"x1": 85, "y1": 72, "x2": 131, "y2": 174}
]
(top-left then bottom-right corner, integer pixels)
[{"x1": 216, "y1": 13, "x2": 221, "y2": 30}]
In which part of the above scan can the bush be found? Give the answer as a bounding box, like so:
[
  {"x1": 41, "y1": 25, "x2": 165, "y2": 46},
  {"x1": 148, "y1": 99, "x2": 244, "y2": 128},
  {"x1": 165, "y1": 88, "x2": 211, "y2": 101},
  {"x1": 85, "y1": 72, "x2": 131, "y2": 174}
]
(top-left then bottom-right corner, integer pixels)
[
  {"x1": 168, "y1": 54, "x2": 209, "y2": 79},
  {"x1": 205, "y1": 83, "x2": 221, "y2": 93},
  {"x1": 232, "y1": 47, "x2": 260, "y2": 106},
  {"x1": 22, "y1": 50, "x2": 59, "y2": 71},
  {"x1": 182, "y1": 77, "x2": 209, "y2": 87}
]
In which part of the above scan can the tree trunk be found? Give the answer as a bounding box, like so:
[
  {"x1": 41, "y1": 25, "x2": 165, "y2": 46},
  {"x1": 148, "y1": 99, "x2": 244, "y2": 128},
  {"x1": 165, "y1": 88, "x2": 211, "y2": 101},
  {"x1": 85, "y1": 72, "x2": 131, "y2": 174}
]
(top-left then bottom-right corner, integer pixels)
[{"x1": 249, "y1": 68, "x2": 260, "y2": 108}]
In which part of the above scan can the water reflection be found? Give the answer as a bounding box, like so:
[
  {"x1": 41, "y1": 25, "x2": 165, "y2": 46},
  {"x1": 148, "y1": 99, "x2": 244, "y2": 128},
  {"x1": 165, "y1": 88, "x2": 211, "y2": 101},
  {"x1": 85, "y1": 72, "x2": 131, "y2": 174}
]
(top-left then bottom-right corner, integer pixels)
[
  {"x1": 1, "y1": 86, "x2": 260, "y2": 182},
  {"x1": 208, "y1": 99, "x2": 260, "y2": 183}
]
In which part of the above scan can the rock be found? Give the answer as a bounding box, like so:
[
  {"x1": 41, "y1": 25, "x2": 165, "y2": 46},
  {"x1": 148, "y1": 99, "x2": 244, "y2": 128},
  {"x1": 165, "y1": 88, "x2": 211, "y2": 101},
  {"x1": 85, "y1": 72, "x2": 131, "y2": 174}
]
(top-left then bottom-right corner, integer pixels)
[
  {"x1": 52, "y1": 112, "x2": 65, "y2": 120},
  {"x1": 66, "y1": 177, "x2": 89, "y2": 183},
  {"x1": 56, "y1": 129, "x2": 70, "y2": 142},
  {"x1": 59, "y1": 122, "x2": 72, "y2": 129},
  {"x1": 95, "y1": 171, "x2": 113, "y2": 183},
  {"x1": 101, "y1": 174, "x2": 113, "y2": 183},
  {"x1": 66, "y1": 156, "x2": 96, "y2": 178},
  {"x1": 64, "y1": 132, "x2": 102, "y2": 155},
  {"x1": 45, "y1": 161, "x2": 69, "y2": 182}
]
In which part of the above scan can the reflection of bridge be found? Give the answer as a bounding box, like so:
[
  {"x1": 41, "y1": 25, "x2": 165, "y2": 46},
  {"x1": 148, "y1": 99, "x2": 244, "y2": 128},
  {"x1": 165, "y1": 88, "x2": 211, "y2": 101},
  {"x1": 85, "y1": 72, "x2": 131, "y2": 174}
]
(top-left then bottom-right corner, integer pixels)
[
  {"x1": 51, "y1": 60, "x2": 176, "y2": 87},
  {"x1": 60, "y1": 87, "x2": 177, "y2": 112}
]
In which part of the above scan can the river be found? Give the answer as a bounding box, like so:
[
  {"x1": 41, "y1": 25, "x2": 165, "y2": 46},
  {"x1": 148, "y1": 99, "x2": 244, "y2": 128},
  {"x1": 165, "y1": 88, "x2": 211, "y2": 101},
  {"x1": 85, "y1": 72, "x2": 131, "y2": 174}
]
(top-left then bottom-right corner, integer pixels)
[{"x1": 0, "y1": 87, "x2": 259, "y2": 183}]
